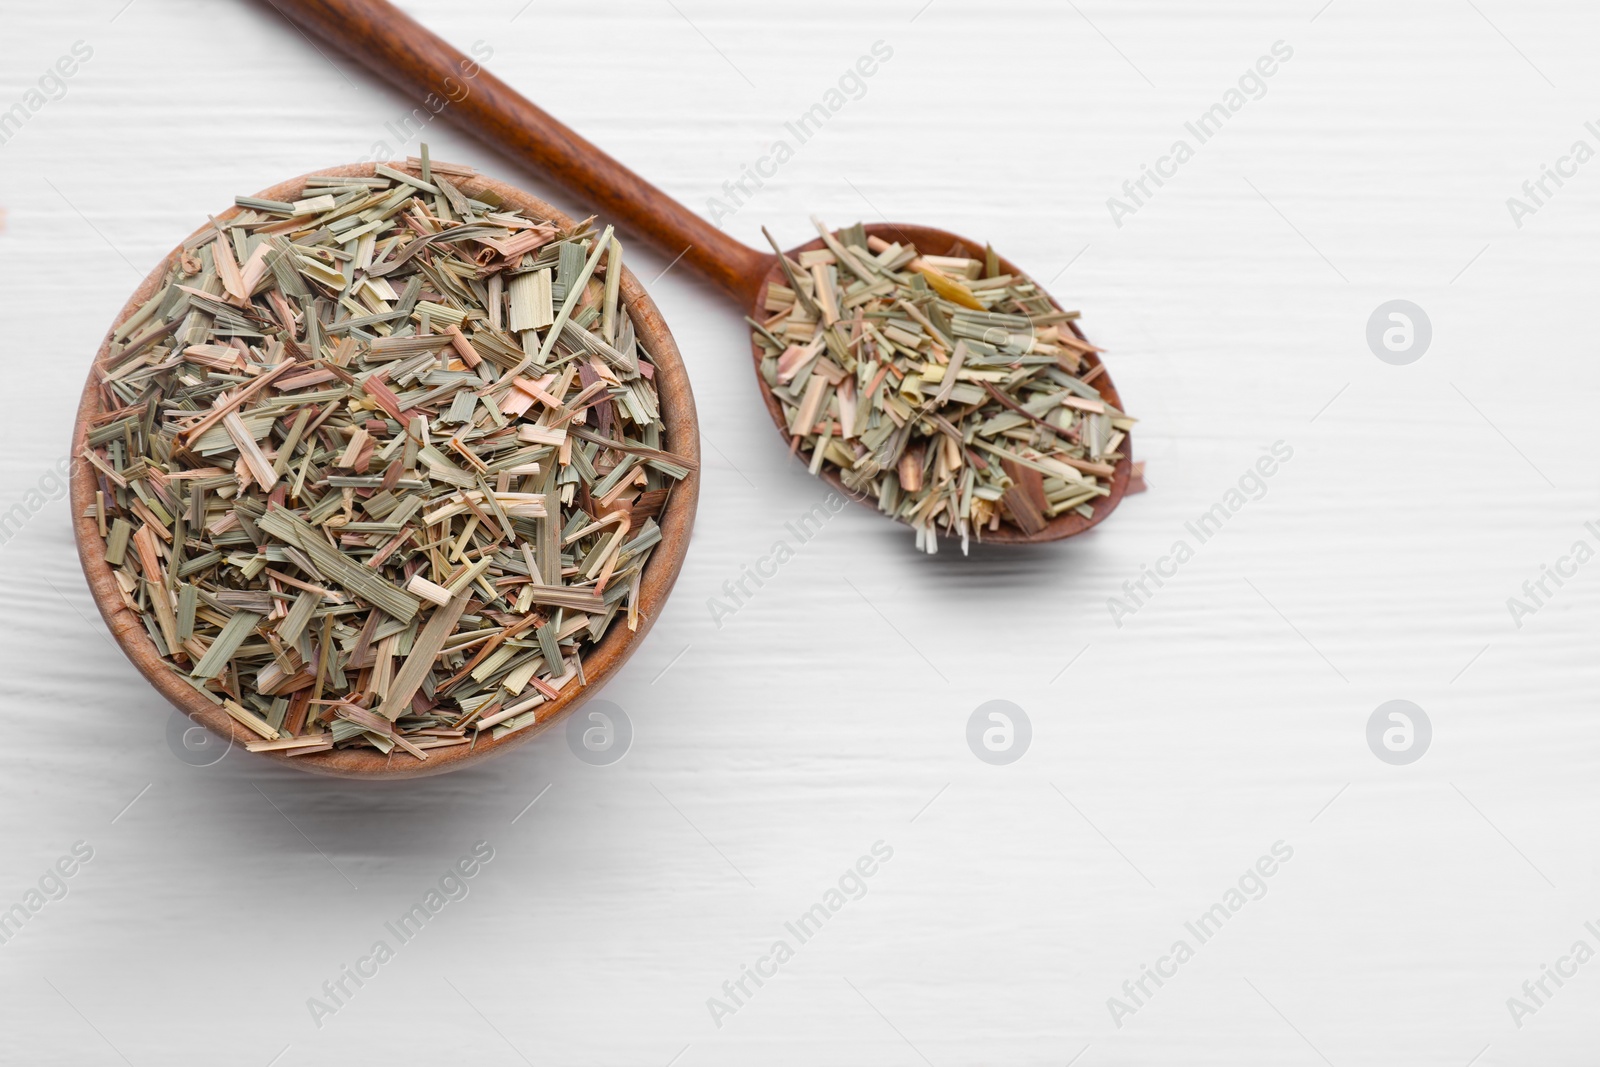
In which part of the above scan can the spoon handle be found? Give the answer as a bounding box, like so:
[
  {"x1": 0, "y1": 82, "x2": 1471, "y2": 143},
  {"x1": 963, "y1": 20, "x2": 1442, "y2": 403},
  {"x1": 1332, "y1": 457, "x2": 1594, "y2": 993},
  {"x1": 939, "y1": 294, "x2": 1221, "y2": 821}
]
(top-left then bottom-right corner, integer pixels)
[{"x1": 267, "y1": 0, "x2": 774, "y2": 304}]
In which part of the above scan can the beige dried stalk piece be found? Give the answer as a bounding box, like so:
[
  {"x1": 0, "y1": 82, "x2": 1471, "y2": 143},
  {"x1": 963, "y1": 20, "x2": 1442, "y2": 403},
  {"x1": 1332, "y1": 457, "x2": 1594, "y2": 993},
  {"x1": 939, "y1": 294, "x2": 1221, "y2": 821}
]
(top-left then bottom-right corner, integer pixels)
[
  {"x1": 224, "y1": 413, "x2": 279, "y2": 489},
  {"x1": 750, "y1": 219, "x2": 1136, "y2": 553},
  {"x1": 406, "y1": 573, "x2": 453, "y2": 606},
  {"x1": 84, "y1": 150, "x2": 686, "y2": 757},
  {"x1": 210, "y1": 231, "x2": 249, "y2": 304},
  {"x1": 222, "y1": 698, "x2": 280, "y2": 741},
  {"x1": 245, "y1": 733, "x2": 333, "y2": 753}
]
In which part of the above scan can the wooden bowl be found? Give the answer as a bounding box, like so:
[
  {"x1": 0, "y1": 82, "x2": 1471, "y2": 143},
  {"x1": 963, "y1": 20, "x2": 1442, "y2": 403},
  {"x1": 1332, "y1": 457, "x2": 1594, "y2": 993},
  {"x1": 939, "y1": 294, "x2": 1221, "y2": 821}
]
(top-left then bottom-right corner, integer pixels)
[
  {"x1": 69, "y1": 162, "x2": 700, "y2": 779},
  {"x1": 751, "y1": 223, "x2": 1131, "y2": 544}
]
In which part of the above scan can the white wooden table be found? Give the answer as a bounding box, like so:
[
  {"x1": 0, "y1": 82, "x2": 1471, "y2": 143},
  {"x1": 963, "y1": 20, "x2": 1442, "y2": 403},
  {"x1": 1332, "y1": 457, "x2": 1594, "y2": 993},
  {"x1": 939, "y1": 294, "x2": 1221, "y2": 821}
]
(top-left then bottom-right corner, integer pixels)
[{"x1": 2, "y1": 1, "x2": 1596, "y2": 1063}]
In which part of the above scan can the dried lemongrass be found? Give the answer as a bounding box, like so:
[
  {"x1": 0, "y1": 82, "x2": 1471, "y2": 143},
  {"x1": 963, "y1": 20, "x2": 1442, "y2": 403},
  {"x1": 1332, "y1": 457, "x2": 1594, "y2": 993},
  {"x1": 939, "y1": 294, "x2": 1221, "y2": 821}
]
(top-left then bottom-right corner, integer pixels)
[
  {"x1": 751, "y1": 219, "x2": 1136, "y2": 554},
  {"x1": 83, "y1": 151, "x2": 693, "y2": 758}
]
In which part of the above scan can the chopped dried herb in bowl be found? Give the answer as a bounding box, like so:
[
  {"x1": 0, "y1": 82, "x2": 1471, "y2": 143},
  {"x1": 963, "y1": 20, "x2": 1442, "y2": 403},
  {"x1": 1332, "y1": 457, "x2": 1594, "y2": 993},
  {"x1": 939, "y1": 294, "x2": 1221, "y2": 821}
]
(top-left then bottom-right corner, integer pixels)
[{"x1": 82, "y1": 153, "x2": 693, "y2": 762}]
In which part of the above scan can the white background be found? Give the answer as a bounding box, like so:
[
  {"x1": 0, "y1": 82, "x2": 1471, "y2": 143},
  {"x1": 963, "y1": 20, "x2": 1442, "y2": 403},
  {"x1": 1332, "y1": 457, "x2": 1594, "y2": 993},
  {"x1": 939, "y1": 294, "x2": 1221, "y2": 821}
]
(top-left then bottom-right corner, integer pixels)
[{"x1": 1, "y1": 1, "x2": 1597, "y2": 1064}]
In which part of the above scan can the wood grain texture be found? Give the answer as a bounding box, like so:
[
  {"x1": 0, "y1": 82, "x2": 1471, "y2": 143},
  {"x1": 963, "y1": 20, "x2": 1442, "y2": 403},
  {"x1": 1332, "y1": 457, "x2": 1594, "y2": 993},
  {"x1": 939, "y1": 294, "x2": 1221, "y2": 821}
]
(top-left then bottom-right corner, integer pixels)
[{"x1": 3, "y1": 0, "x2": 1600, "y2": 1064}]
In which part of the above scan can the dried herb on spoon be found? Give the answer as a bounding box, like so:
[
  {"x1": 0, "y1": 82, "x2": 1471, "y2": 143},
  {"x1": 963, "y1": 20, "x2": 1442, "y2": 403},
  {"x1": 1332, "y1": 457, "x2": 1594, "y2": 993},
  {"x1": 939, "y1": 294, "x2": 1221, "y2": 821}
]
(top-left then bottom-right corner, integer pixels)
[
  {"x1": 750, "y1": 219, "x2": 1135, "y2": 553},
  {"x1": 83, "y1": 152, "x2": 692, "y2": 759}
]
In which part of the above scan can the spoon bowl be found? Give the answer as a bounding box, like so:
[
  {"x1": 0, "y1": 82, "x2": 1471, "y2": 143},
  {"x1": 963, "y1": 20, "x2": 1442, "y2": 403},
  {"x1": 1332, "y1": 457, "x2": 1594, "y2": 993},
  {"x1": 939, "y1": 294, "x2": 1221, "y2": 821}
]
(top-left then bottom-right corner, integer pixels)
[{"x1": 750, "y1": 222, "x2": 1131, "y2": 544}]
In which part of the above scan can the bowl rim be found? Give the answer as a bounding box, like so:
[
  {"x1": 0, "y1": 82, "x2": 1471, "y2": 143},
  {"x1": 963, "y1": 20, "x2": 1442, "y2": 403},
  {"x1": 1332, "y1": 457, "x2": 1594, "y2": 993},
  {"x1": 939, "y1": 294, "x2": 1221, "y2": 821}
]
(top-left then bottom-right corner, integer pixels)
[
  {"x1": 68, "y1": 160, "x2": 700, "y2": 779},
  {"x1": 749, "y1": 222, "x2": 1130, "y2": 544}
]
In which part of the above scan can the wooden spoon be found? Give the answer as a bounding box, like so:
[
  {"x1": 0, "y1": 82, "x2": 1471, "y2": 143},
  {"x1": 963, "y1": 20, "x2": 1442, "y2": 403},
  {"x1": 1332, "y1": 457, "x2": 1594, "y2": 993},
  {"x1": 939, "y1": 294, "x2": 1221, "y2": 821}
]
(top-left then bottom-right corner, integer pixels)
[{"x1": 268, "y1": 0, "x2": 1131, "y2": 544}]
